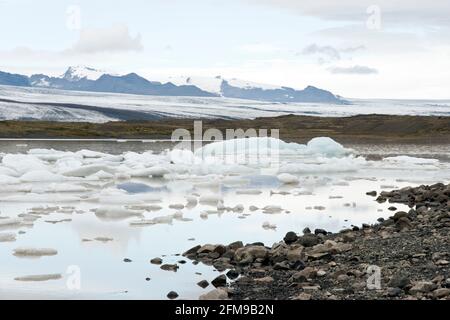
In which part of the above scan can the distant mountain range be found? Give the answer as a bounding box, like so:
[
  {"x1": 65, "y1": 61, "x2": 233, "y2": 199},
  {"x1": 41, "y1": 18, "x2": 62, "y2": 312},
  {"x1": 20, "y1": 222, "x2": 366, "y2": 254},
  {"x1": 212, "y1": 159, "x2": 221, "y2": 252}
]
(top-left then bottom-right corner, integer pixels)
[{"x1": 0, "y1": 66, "x2": 346, "y2": 104}]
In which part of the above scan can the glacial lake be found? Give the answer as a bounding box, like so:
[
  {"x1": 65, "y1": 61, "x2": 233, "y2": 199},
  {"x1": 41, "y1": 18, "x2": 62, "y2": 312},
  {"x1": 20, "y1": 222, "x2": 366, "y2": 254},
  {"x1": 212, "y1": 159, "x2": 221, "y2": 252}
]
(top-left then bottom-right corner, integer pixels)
[{"x1": 0, "y1": 139, "x2": 449, "y2": 299}]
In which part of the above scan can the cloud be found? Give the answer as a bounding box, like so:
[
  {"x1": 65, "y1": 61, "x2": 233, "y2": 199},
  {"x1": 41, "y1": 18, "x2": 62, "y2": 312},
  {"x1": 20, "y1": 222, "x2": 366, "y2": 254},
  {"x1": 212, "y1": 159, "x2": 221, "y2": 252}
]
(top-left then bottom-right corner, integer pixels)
[
  {"x1": 300, "y1": 43, "x2": 365, "y2": 63},
  {"x1": 301, "y1": 44, "x2": 340, "y2": 60},
  {"x1": 328, "y1": 65, "x2": 378, "y2": 75},
  {"x1": 67, "y1": 25, "x2": 143, "y2": 54},
  {"x1": 244, "y1": 0, "x2": 450, "y2": 26}
]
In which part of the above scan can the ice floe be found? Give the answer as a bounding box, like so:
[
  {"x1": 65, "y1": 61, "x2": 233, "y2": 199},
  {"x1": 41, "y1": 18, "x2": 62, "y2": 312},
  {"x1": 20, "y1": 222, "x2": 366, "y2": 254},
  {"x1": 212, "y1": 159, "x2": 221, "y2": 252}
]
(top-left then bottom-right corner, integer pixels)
[
  {"x1": 14, "y1": 274, "x2": 62, "y2": 282},
  {"x1": 13, "y1": 247, "x2": 58, "y2": 257},
  {"x1": 0, "y1": 232, "x2": 16, "y2": 242},
  {"x1": 277, "y1": 173, "x2": 299, "y2": 185}
]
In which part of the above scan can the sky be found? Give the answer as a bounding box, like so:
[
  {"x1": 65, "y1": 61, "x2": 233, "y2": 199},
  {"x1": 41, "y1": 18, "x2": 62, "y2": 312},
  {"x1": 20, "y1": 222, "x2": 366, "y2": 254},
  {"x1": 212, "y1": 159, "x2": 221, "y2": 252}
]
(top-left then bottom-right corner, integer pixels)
[{"x1": 0, "y1": 0, "x2": 449, "y2": 99}]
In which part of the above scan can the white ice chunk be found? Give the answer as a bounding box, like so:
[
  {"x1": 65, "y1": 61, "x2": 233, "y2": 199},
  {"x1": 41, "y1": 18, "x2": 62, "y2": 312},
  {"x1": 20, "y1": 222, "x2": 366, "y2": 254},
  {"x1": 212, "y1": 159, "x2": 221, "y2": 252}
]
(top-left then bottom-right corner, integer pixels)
[
  {"x1": 15, "y1": 274, "x2": 62, "y2": 282},
  {"x1": 199, "y1": 193, "x2": 223, "y2": 205},
  {"x1": 21, "y1": 170, "x2": 66, "y2": 182},
  {"x1": 63, "y1": 164, "x2": 115, "y2": 177},
  {"x1": 0, "y1": 218, "x2": 22, "y2": 227},
  {"x1": 13, "y1": 247, "x2": 58, "y2": 257},
  {"x1": 95, "y1": 206, "x2": 143, "y2": 220},
  {"x1": 262, "y1": 205, "x2": 283, "y2": 214},
  {"x1": 0, "y1": 174, "x2": 21, "y2": 184},
  {"x1": 262, "y1": 221, "x2": 277, "y2": 230},
  {"x1": 195, "y1": 136, "x2": 351, "y2": 159},
  {"x1": 2, "y1": 154, "x2": 48, "y2": 175},
  {"x1": 0, "y1": 232, "x2": 16, "y2": 242},
  {"x1": 147, "y1": 166, "x2": 171, "y2": 178},
  {"x1": 277, "y1": 173, "x2": 299, "y2": 184}
]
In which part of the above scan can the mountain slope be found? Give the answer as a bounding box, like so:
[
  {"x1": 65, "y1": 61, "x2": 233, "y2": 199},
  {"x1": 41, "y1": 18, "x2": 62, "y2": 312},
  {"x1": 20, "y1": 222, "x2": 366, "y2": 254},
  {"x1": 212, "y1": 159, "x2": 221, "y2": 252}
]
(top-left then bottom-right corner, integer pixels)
[{"x1": 0, "y1": 71, "x2": 30, "y2": 87}]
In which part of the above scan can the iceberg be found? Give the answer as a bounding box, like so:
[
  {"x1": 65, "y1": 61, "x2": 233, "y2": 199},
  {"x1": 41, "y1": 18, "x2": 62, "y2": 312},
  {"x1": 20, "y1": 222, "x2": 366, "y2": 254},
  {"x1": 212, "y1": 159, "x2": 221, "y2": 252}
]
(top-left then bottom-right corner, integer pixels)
[{"x1": 195, "y1": 137, "x2": 351, "y2": 159}]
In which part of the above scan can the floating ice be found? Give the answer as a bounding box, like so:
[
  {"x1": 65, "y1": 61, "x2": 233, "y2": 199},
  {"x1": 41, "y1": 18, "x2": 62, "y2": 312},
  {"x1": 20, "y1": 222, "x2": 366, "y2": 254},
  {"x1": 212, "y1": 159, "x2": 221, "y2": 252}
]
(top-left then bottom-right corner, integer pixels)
[
  {"x1": 262, "y1": 221, "x2": 277, "y2": 230},
  {"x1": 63, "y1": 164, "x2": 115, "y2": 177},
  {"x1": 88, "y1": 170, "x2": 115, "y2": 180},
  {"x1": 21, "y1": 170, "x2": 66, "y2": 182},
  {"x1": 0, "y1": 174, "x2": 21, "y2": 184},
  {"x1": 0, "y1": 232, "x2": 16, "y2": 242},
  {"x1": 129, "y1": 215, "x2": 174, "y2": 226},
  {"x1": 0, "y1": 218, "x2": 22, "y2": 227},
  {"x1": 236, "y1": 189, "x2": 262, "y2": 195},
  {"x1": 147, "y1": 166, "x2": 170, "y2": 178},
  {"x1": 15, "y1": 274, "x2": 62, "y2": 282},
  {"x1": 277, "y1": 173, "x2": 299, "y2": 185},
  {"x1": 199, "y1": 193, "x2": 223, "y2": 205},
  {"x1": 95, "y1": 206, "x2": 143, "y2": 220},
  {"x1": 2, "y1": 154, "x2": 48, "y2": 175},
  {"x1": 195, "y1": 136, "x2": 351, "y2": 159},
  {"x1": 262, "y1": 205, "x2": 283, "y2": 214},
  {"x1": 185, "y1": 195, "x2": 198, "y2": 205},
  {"x1": 1, "y1": 194, "x2": 81, "y2": 203},
  {"x1": 279, "y1": 156, "x2": 365, "y2": 174},
  {"x1": 13, "y1": 247, "x2": 58, "y2": 257}
]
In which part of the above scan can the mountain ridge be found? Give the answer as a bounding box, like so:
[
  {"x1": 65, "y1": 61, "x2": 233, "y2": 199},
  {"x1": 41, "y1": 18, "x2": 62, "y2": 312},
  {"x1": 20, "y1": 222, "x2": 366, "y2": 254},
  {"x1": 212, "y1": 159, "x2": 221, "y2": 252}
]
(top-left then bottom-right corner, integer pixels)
[{"x1": 0, "y1": 66, "x2": 346, "y2": 104}]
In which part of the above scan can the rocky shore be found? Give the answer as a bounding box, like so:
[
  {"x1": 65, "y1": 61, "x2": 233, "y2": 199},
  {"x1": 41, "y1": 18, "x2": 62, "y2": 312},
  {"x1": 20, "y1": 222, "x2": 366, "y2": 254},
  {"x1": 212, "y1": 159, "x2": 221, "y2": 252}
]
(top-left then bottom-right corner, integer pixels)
[{"x1": 183, "y1": 183, "x2": 450, "y2": 300}]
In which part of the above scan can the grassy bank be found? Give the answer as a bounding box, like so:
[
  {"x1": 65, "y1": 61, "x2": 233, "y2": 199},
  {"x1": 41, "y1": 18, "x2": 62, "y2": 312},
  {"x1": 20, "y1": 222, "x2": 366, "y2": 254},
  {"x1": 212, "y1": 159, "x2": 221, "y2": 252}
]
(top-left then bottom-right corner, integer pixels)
[{"x1": 0, "y1": 114, "x2": 449, "y2": 144}]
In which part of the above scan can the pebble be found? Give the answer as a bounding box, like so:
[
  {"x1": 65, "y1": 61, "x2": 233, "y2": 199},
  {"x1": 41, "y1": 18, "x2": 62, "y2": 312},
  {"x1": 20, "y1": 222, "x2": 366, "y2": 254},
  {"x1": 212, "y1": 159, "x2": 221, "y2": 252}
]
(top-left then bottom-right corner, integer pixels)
[
  {"x1": 211, "y1": 275, "x2": 227, "y2": 288},
  {"x1": 283, "y1": 231, "x2": 298, "y2": 244},
  {"x1": 150, "y1": 257, "x2": 162, "y2": 265},
  {"x1": 197, "y1": 280, "x2": 210, "y2": 289},
  {"x1": 167, "y1": 291, "x2": 179, "y2": 299}
]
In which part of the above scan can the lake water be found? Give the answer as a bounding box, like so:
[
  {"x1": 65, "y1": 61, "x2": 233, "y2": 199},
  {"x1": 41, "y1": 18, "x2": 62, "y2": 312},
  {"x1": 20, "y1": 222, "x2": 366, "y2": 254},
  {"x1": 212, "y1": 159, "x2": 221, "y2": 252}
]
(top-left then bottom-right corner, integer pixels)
[{"x1": 0, "y1": 139, "x2": 449, "y2": 299}]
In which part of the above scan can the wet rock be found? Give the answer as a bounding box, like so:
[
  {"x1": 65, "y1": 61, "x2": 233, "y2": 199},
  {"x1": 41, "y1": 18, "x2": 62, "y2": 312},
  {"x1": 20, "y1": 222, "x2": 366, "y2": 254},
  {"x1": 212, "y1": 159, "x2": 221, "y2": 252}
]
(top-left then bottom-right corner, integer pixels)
[
  {"x1": 226, "y1": 269, "x2": 239, "y2": 280},
  {"x1": 388, "y1": 274, "x2": 410, "y2": 289},
  {"x1": 302, "y1": 227, "x2": 311, "y2": 234},
  {"x1": 366, "y1": 191, "x2": 377, "y2": 197},
  {"x1": 228, "y1": 241, "x2": 244, "y2": 250},
  {"x1": 150, "y1": 257, "x2": 162, "y2": 265},
  {"x1": 197, "y1": 244, "x2": 219, "y2": 254},
  {"x1": 197, "y1": 280, "x2": 209, "y2": 289},
  {"x1": 392, "y1": 211, "x2": 408, "y2": 221},
  {"x1": 167, "y1": 291, "x2": 178, "y2": 299},
  {"x1": 388, "y1": 206, "x2": 397, "y2": 211},
  {"x1": 183, "y1": 245, "x2": 201, "y2": 256},
  {"x1": 199, "y1": 288, "x2": 229, "y2": 300},
  {"x1": 212, "y1": 274, "x2": 227, "y2": 288},
  {"x1": 283, "y1": 231, "x2": 298, "y2": 244},
  {"x1": 297, "y1": 234, "x2": 320, "y2": 247},
  {"x1": 123, "y1": 258, "x2": 132, "y2": 263},
  {"x1": 160, "y1": 264, "x2": 179, "y2": 272},
  {"x1": 314, "y1": 229, "x2": 327, "y2": 236},
  {"x1": 234, "y1": 246, "x2": 268, "y2": 264}
]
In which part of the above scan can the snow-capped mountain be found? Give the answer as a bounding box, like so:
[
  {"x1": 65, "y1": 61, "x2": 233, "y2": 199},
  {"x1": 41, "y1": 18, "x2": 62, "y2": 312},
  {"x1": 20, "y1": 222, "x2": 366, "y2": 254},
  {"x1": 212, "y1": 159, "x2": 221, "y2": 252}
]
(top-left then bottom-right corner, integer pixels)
[
  {"x1": 0, "y1": 66, "x2": 346, "y2": 103},
  {"x1": 164, "y1": 75, "x2": 344, "y2": 103},
  {"x1": 61, "y1": 66, "x2": 108, "y2": 82}
]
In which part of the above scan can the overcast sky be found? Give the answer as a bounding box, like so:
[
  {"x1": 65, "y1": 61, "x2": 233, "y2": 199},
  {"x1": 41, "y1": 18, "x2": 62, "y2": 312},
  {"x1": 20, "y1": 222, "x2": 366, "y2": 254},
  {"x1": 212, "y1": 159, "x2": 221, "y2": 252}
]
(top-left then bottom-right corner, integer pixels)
[{"x1": 0, "y1": 0, "x2": 449, "y2": 99}]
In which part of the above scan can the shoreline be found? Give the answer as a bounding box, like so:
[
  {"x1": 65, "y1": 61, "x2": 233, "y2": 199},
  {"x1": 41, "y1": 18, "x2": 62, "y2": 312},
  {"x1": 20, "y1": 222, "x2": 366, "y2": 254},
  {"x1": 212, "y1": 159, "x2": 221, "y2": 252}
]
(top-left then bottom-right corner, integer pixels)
[
  {"x1": 0, "y1": 114, "x2": 449, "y2": 144},
  {"x1": 183, "y1": 183, "x2": 450, "y2": 300}
]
